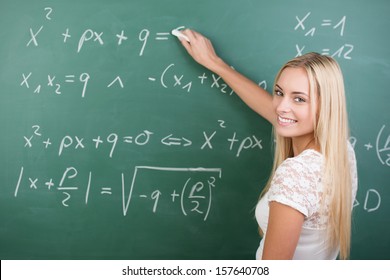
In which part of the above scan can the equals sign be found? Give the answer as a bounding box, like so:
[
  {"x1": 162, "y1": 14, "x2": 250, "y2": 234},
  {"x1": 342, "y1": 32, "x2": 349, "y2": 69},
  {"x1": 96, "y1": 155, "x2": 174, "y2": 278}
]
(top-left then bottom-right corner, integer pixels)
[
  {"x1": 65, "y1": 75, "x2": 75, "y2": 83},
  {"x1": 123, "y1": 136, "x2": 133, "y2": 143},
  {"x1": 155, "y1": 32, "x2": 170, "y2": 40},
  {"x1": 101, "y1": 187, "x2": 112, "y2": 195}
]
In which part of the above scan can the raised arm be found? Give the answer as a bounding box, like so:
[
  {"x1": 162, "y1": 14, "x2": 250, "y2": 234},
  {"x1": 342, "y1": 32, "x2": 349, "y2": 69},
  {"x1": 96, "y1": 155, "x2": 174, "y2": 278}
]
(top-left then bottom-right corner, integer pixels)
[{"x1": 179, "y1": 29, "x2": 275, "y2": 125}]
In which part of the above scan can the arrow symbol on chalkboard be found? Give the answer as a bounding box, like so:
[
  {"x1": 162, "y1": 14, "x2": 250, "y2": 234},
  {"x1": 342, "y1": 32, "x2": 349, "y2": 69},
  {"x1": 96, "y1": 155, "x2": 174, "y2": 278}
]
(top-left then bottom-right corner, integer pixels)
[
  {"x1": 182, "y1": 137, "x2": 192, "y2": 146},
  {"x1": 161, "y1": 134, "x2": 192, "y2": 147}
]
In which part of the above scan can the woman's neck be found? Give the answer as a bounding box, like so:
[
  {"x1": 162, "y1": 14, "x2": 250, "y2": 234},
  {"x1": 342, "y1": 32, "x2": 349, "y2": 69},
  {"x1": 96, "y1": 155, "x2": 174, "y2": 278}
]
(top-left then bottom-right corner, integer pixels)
[{"x1": 292, "y1": 137, "x2": 320, "y2": 156}]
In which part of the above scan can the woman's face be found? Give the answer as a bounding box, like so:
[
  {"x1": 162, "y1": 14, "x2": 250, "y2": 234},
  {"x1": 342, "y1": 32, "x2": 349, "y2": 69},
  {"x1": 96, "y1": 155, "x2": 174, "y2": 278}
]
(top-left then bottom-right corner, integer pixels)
[{"x1": 272, "y1": 67, "x2": 318, "y2": 143}]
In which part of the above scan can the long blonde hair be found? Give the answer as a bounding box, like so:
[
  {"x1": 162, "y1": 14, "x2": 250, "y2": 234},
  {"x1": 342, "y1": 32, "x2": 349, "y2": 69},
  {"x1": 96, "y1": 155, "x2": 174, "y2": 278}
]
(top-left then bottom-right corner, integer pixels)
[{"x1": 261, "y1": 53, "x2": 352, "y2": 259}]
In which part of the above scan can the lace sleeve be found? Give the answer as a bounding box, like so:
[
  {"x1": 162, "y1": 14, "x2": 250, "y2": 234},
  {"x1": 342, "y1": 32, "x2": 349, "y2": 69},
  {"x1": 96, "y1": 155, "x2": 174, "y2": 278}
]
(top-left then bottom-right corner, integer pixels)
[
  {"x1": 268, "y1": 157, "x2": 320, "y2": 217},
  {"x1": 347, "y1": 142, "x2": 358, "y2": 202}
]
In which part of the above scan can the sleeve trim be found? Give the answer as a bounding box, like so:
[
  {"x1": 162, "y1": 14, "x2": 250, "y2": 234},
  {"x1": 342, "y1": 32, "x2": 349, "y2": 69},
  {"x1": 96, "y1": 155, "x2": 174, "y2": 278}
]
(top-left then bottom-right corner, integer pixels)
[{"x1": 268, "y1": 197, "x2": 309, "y2": 217}]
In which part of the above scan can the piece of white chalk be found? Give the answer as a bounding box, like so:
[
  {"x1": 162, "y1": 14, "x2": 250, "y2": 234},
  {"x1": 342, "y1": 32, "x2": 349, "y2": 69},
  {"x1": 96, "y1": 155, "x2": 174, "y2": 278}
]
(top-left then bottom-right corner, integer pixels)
[{"x1": 171, "y1": 29, "x2": 190, "y2": 42}]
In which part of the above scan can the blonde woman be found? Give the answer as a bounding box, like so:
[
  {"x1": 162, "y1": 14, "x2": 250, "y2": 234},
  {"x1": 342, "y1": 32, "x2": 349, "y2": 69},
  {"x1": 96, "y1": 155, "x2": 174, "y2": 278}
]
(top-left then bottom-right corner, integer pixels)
[{"x1": 178, "y1": 29, "x2": 358, "y2": 260}]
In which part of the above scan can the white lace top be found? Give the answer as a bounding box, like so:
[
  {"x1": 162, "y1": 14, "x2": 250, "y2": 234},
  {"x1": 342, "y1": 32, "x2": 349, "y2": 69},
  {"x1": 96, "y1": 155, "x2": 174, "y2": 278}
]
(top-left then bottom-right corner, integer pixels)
[{"x1": 255, "y1": 143, "x2": 358, "y2": 259}]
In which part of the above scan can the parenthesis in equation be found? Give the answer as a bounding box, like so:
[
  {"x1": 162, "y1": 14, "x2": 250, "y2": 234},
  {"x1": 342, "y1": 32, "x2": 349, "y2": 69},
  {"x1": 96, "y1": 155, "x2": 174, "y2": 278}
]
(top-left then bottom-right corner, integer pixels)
[
  {"x1": 376, "y1": 124, "x2": 388, "y2": 165},
  {"x1": 160, "y1": 63, "x2": 174, "y2": 88},
  {"x1": 180, "y1": 177, "x2": 215, "y2": 221},
  {"x1": 180, "y1": 177, "x2": 190, "y2": 217},
  {"x1": 203, "y1": 177, "x2": 216, "y2": 221}
]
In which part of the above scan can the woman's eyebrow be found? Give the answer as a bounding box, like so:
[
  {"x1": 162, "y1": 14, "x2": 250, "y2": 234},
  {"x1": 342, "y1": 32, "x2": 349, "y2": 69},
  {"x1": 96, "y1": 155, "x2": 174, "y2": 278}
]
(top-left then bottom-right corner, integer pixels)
[
  {"x1": 292, "y1": 91, "x2": 309, "y2": 96},
  {"x1": 276, "y1": 84, "x2": 308, "y2": 96}
]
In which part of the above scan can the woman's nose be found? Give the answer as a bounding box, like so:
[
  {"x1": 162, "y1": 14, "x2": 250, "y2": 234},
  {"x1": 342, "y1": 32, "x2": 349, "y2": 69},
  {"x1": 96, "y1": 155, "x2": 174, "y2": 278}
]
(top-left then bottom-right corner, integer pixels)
[{"x1": 276, "y1": 97, "x2": 291, "y2": 115}]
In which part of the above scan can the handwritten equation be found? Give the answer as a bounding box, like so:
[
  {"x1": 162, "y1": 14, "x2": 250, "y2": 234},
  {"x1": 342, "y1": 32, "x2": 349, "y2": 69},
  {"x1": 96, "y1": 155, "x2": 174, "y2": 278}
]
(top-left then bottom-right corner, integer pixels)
[
  {"x1": 28, "y1": 8, "x2": 183, "y2": 55},
  {"x1": 19, "y1": 65, "x2": 270, "y2": 98},
  {"x1": 23, "y1": 124, "x2": 263, "y2": 158},
  {"x1": 293, "y1": 12, "x2": 354, "y2": 59},
  {"x1": 14, "y1": 165, "x2": 222, "y2": 221},
  {"x1": 20, "y1": 7, "x2": 272, "y2": 98},
  {"x1": 18, "y1": 69, "x2": 231, "y2": 98}
]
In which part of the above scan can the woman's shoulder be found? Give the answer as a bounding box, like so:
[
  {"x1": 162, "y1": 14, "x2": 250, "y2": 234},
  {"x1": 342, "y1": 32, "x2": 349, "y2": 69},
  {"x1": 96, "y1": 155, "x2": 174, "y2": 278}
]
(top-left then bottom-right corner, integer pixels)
[
  {"x1": 280, "y1": 149, "x2": 323, "y2": 175},
  {"x1": 272, "y1": 149, "x2": 323, "y2": 191}
]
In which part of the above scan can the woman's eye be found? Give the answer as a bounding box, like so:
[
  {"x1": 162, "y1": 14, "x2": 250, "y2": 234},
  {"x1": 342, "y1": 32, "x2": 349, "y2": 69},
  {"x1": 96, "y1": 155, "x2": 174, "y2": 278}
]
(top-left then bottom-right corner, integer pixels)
[
  {"x1": 275, "y1": 90, "x2": 283, "y2": 96},
  {"x1": 294, "y1": 97, "x2": 306, "y2": 103}
]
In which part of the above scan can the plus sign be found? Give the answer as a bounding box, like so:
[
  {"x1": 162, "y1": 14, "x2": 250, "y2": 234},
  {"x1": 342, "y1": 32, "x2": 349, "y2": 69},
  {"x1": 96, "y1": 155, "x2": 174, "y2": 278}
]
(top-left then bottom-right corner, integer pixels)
[
  {"x1": 364, "y1": 142, "x2": 373, "y2": 150},
  {"x1": 198, "y1": 73, "x2": 208, "y2": 84},
  {"x1": 93, "y1": 136, "x2": 103, "y2": 148},
  {"x1": 62, "y1": 28, "x2": 71, "y2": 43},
  {"x1": 45, "y1": 178, "x2": 54, "y2": 190},
  {"x1": 116, "y1": 30, "x2": 128, "y2": 45},
  {"x1": 43, "y1": 138, "x2": 52, "y2": 148},
  {"x1": 171, "y1": 190, "x2": 180, "y2": 202}
]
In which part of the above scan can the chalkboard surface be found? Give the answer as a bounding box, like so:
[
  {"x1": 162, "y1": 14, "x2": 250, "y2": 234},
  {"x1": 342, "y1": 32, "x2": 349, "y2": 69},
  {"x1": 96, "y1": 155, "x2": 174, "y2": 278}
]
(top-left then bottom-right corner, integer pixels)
[{"x1": 0, "y1": 0, "x2": 389, "y2": 259}]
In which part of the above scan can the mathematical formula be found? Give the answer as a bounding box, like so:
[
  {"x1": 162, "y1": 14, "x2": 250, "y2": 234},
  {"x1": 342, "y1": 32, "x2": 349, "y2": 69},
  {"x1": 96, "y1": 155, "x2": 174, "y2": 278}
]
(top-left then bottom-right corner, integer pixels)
[
  {"x1": 14, "y1": 162, "x2": 383, "y2": 215},
  {"x1": 19, "y1": 65, "x2": 271, "y2": 99},
  {"x1": 14, "y1": 165, "x2": 222, "y2": 221},
  {"x1": 29, "y1": 7, "x2": 184, "y2": 55},
  {"x1": 293, "y1": 12, "x2": 354, "y2": 59},
  {"x1": 23, "y1": 124, "x2": 264, "y2": 158}
]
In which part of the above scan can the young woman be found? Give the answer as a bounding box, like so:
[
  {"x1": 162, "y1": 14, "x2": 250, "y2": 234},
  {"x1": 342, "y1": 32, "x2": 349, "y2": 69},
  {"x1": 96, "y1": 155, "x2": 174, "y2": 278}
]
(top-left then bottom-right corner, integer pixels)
[{"x1": 177, "y1": 29, "x2": 358, "y2": 260}]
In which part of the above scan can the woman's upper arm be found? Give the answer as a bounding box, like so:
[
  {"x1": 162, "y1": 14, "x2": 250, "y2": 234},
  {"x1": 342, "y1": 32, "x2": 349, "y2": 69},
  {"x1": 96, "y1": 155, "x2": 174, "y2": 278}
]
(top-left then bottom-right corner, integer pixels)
[{"x1": 262, "y1": 201, "x2": 305, "y2": 260}]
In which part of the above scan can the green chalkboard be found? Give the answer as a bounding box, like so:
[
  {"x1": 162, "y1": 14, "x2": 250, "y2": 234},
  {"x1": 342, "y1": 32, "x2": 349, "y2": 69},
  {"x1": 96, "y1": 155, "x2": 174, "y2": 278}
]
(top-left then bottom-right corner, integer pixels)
[{"x1": 0, "y1": 0, "x2": 389, "y2": 260}]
